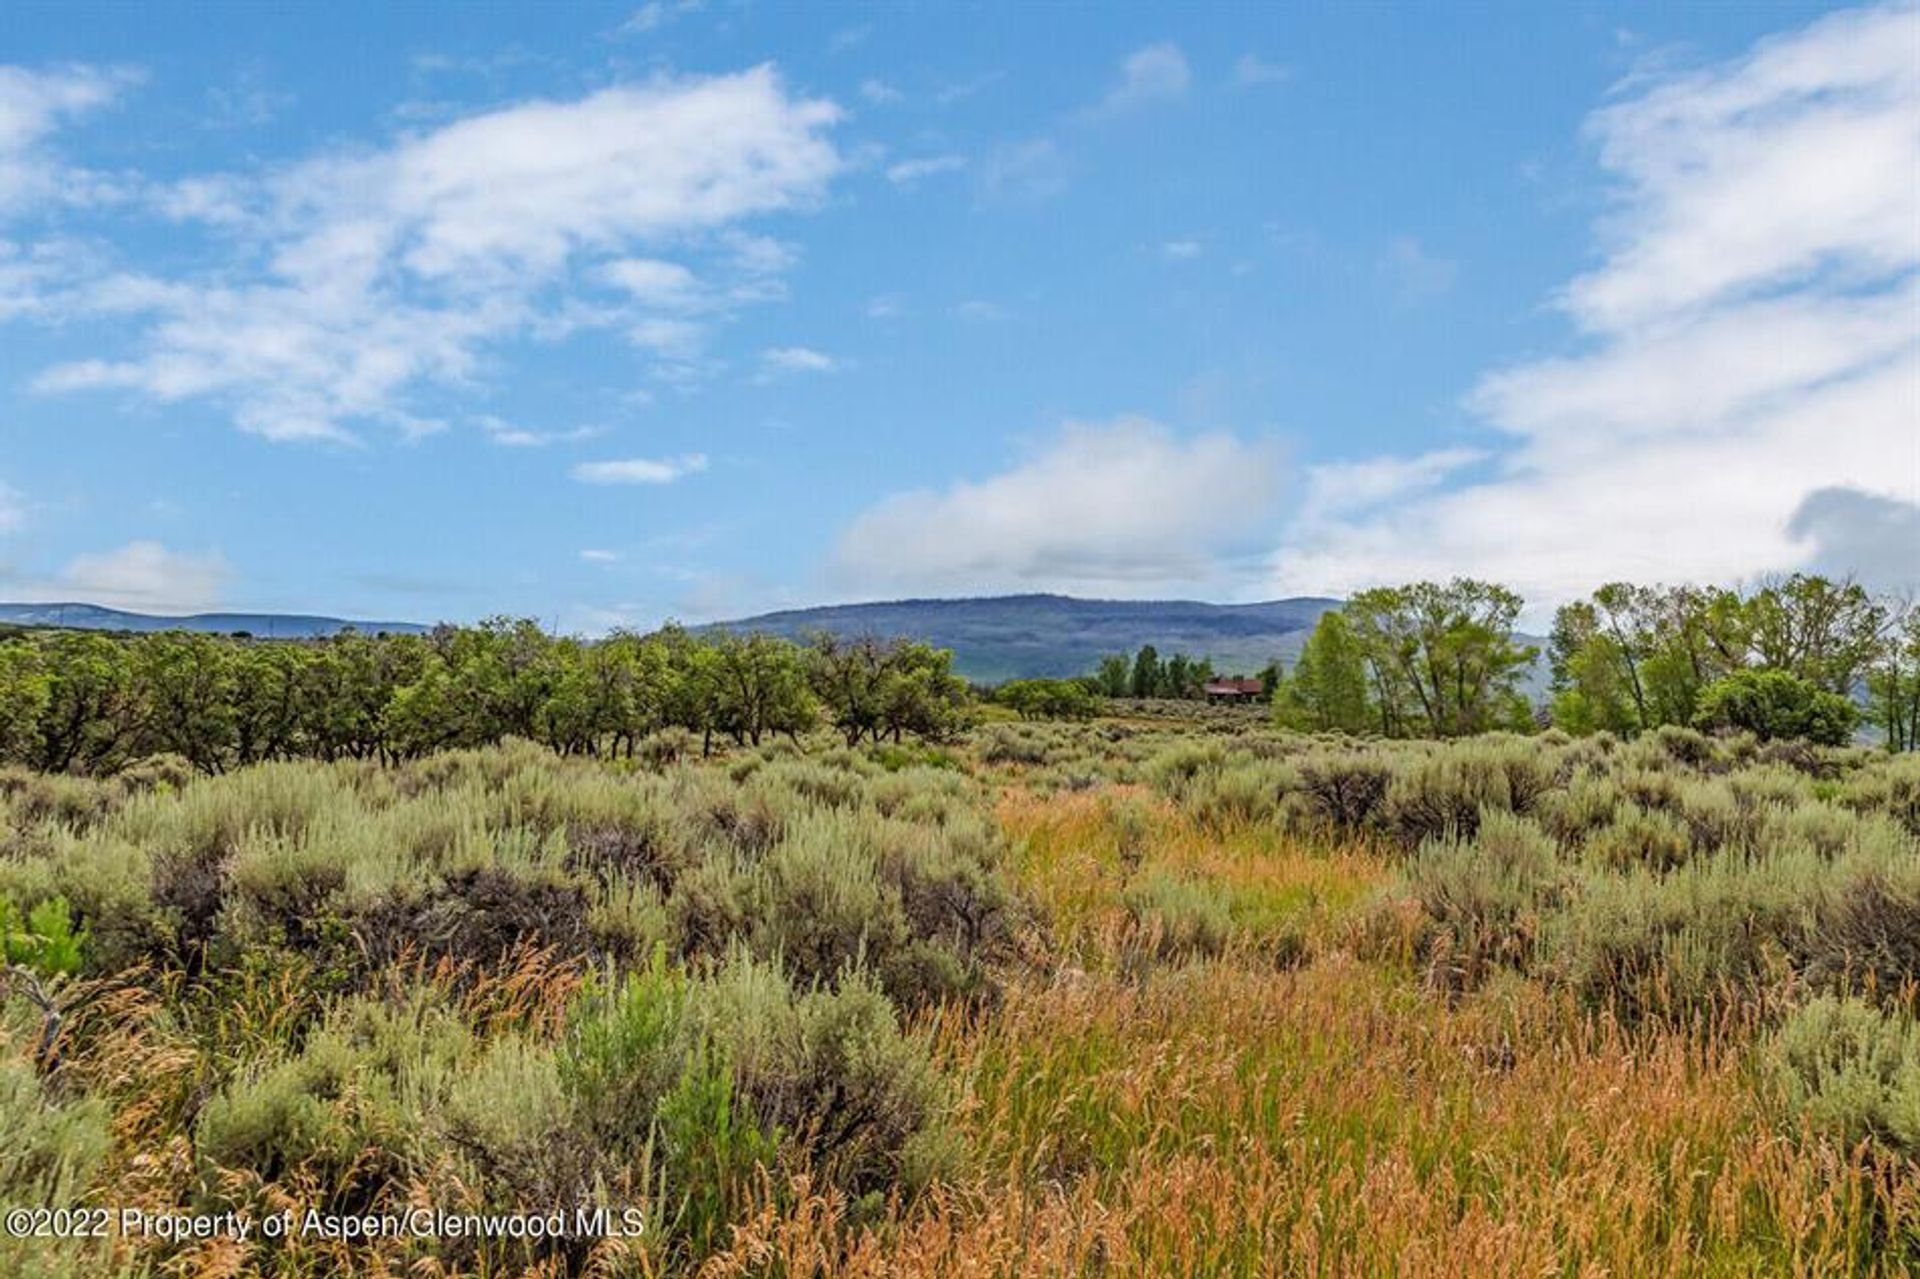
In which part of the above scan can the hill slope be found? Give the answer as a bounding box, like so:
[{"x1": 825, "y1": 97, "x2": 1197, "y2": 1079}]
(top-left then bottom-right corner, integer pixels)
[
  {"x1": 703, "y1": 594, "x2": 1343, "y2": 682},
  {"x1": 0, "y1": 602, "x2": 429, "y2": 638}
]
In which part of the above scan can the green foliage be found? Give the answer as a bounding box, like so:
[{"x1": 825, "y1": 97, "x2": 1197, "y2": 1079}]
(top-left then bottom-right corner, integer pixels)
[
  {"x1": 0, "y1": 1056, "x2": 110, "y2": 1207},
  {"x1": 1124, "y1": 870, "x2": 1234, "y2": 960},
  {"x1": 1764, "y1": 997, "x2": 1920, "y2": 1155},
  {"x1": 564, "y1": 951, "x2": 953, "y2": 1256},
  {"x1": 1274, "y1": 612, "x2": 1372, "y2": 734},
  {"x1": 0, "y1": 896, "x2": 87, "y2": 977},
  {"x1": 996, "y1": 678, "x2": 1099, "y2": 721},
  {"x1": 1694, "y1": 669, "x2": 1860, "y2": 745},
  {"x1": 1342, "y1": 579, "x2": 1537, "y2": 738}
]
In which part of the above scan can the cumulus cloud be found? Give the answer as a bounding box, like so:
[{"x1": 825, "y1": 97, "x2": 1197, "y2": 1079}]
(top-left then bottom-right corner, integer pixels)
[
  {"x1": 834, "y1": 417, "x2": 1282, "y2": 596},
  {"x1": 571, "y1": 454, "x2": 708, "y2": 484},
  {"x1": 14, "y1": 540, "x2": 233, "y2": 613},
  {"x1": 1272, "y1": 3, "x2": 1920, "y2": 608},
  {"x1": 18, "y1": 65, "x2": 842, "y2": 442}
]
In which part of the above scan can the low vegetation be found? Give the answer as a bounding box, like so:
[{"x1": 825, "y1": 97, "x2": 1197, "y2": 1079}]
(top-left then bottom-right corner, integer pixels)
[{"x1": 1, "y1": 573, "x2": 1917, "y2": 1274}]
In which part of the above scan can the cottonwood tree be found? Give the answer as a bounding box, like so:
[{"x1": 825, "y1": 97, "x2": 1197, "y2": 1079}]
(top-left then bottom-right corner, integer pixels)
[
  {"x1": 1274, "y1": 611, "x2": 1373, "y2": 734},
  {"x1": 1344, "y1": 580, "x2": 1537, "y2": 738}
]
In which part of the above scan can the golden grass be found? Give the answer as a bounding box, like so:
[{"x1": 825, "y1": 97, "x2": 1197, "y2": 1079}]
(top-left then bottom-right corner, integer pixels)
[{"x1": 699, "y1": 790, "x2": 1918, "y2": 1277}]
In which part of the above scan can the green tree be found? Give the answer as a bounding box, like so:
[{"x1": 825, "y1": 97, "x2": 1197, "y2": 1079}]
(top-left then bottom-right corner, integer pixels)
[
  {"x1": 133, "y1": 632, "x2": 238, "y2": 773},
  {"x1": 1344, "y1": 580, "x2": 1538, "y2": 737},
  {"x1": 1866, "y1": 604, "x2": 1920, "y2": 751},
  {"x1": 1129, "y1": 645, "x2": 1163, "y2": 699},
  {"x1": 1095, "y1": 655, "x2": 1131, "y2": 698},
  {"x1": 999, "y1": 678, "x2": 1098, "y2": 721},
  {"x1": 710, "y1": 633, "x2": 817, "y2": 747},
  {"x1": 0, "y1": 641, "x2": 50, "y2": 764},
  {"x1": 35, "y1": 632, "x2": 141, "y2": 773},
  {"x1": 1693, "y1": 668, "x2": 1859, "y2": 745},
  {"x1": 230, "y1": 642, "x2": 311, "y2": 764},
  {"x1": 1275, "y1": 611, "x2": 1372, "y2": 734},
  {"x1": 1744, "y1": 574, "x2": 1887, "y2": 695}
]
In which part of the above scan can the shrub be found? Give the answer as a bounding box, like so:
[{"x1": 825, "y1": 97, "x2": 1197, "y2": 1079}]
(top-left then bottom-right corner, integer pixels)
[
  {"x1": 195, "y1": 992, "x2": 476, "y2": 1209},
  {"x1": 1802, "y1": 855, "x2": 1920, "y2": 1008},
  {"x1": 1694, "y1": 669, "x2": 1860, "y2": 746},
  {"x1": 563, "y1": 952, "x2": 954, "y2": 1257},
  {"x1": 745, "y1": 814, "x2": 909, "y2": 989},
  {"x1": 0, "y1": 1055, "x2": 109, "y2": 1205},
  {"x1": 977, "y1": 726, "x2": 1052, "y2": 767},
  {"x1": 1764, "y1": 997, "x2": 1920, "y2": 1155},
  {"x1": 1124, "y1": 871, "x2": 1234, "y2": 961},
  {"x1": 1383, "y1": 741, "x2": 1549, "y2": 847},
  {"x1": 0, "y1": 896, "x2": 87, "y2": 977},
  {"x1": 1406, "y1": 812, "x2": 1559, "y2": 993},
  {"x1": 1585, "y1": 805, "x2": 1693, "y2": 872},
  {"x1": 1294, "y1": 750, "x2": 1395, "y2": 832}
]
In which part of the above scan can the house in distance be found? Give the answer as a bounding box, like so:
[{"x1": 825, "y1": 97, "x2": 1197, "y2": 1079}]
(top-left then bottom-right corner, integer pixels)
[{"x1": 1203, "y1": 677, "x2": 1266, "y2": 703}]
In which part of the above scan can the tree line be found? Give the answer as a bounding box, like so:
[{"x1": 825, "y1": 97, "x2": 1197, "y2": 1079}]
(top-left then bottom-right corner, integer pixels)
[
  {"x1": 1088, "y1": 646, "x2": 1280, "y2": 701},
  {"x1": 1273, "y1": 575, "x2": 1919, "y2": 747},
  {"x1": 0, "y1": 622, "x2": 971, "y2": 775}
]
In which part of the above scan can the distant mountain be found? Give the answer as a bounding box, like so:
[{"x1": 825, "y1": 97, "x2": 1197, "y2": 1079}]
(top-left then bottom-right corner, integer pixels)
[
  {"x1": 703, "y1": 593, "x2": 1345, "y2": 682},
  {"x1": 0, "y1": 602, "x2": 429, "y2": 638}
]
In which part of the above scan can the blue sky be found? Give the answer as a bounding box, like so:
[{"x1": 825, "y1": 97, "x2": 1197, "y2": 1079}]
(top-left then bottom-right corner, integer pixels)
[{"x1": 0, "y1": 1, "x2": 1913, "y2": 630}]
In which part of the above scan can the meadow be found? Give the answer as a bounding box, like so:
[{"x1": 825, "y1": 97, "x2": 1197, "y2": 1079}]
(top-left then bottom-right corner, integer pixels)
[{"x1": 2, "y1": 713, "x2": 1917, "y2": 1277}]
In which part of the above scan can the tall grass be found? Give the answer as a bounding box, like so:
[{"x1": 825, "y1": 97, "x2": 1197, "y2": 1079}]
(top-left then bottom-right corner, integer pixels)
[{"x1": 0, "y1": 723, "x2": 1914, "y2": 1275}]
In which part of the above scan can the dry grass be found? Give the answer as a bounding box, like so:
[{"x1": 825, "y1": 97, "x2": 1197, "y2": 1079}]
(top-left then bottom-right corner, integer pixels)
[{"x1": 3, "y1": 730, "x2": 1917, "y2": 1276}]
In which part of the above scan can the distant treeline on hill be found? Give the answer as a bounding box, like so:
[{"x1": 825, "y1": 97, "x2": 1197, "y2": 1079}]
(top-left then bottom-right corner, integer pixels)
[{"x1": 0, "y1": 574, "x2": 1913, "y2": 775}]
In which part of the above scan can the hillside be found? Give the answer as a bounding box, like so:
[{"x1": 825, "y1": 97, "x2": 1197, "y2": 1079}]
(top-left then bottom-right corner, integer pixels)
[
  {"x1": 0, "y1": 602, "x2": 428, "y2": 638},
  {"x1": 703, "y1": 593, "x2": 1344, "y2": 682}
]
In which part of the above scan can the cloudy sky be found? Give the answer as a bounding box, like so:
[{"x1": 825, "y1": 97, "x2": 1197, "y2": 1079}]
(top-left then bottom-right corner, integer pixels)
[{"x1": 0, "y1": 1, "x2": 1913, "y2": 628}]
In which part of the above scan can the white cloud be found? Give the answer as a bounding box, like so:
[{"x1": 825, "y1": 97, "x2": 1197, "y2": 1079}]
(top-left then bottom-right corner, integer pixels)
[
  {"x1": 761, "y1": 345, "x2": 839, "y2": 373},
  {"x1": 1162, "y1": 238, "x2": 1202, "y2": 260},
  {"x1": 571, "y1": 454, "x2": 708, "y2": 485},
  {"x1": 885, "y1": 153, "x2": 965, "y2": 186},
  {"x1": 31, "y1": 540, "x2": 232, "y2": 613},
  {"x1": 1296, "y1": 449, "x2": 1484, "y2": 525},
  {"x1": 865, "y1": 293, "x2": 904, "y2": 319},
  {"x1": 860, "y1": 79, "x2": 903, "y2": 105},
  {"x1": 0, "y1": 64, "x2": 132, "y2": 212},
  {"x1": 579, "y1": 548, "x2": 622, "y2": 563},
  {"x1": 23, "y1": 66, "x2": 842, "y2": 442},
  {"x1": 835, "y1": 417, "x2": 1282, "y2": 596},
  {"x1": 1272, "y1": 3, "x2": 1920, "y2": 610},
  {"x1": 1089, "y1": 43, "x2": 1191, "y2": 118},
  {"x1": 600, "y1": 257, "x2": 699, "y2": 307},
  {"x1": 477, "y1": 416, "x2": 599, "y2": 447}
]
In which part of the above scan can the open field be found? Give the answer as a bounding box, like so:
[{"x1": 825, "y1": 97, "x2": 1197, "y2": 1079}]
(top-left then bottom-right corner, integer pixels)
[{"x1": 2, "y1": 716, "x2": 1917, "y2": 1277}]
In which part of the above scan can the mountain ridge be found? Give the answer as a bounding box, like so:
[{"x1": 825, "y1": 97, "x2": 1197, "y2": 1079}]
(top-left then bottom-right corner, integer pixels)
[
  {"x1": 702, "y1": 593, "x2": 1345, "y2": 682},
  {"x1": 0, "y1": 602, "x2": 429, "y2": 638}
]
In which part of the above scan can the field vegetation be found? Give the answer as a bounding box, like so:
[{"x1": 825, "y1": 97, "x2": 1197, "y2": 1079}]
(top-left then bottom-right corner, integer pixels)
[{"x1": 1, "y1": 573, "x2": 1917, "y2": 1275}]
